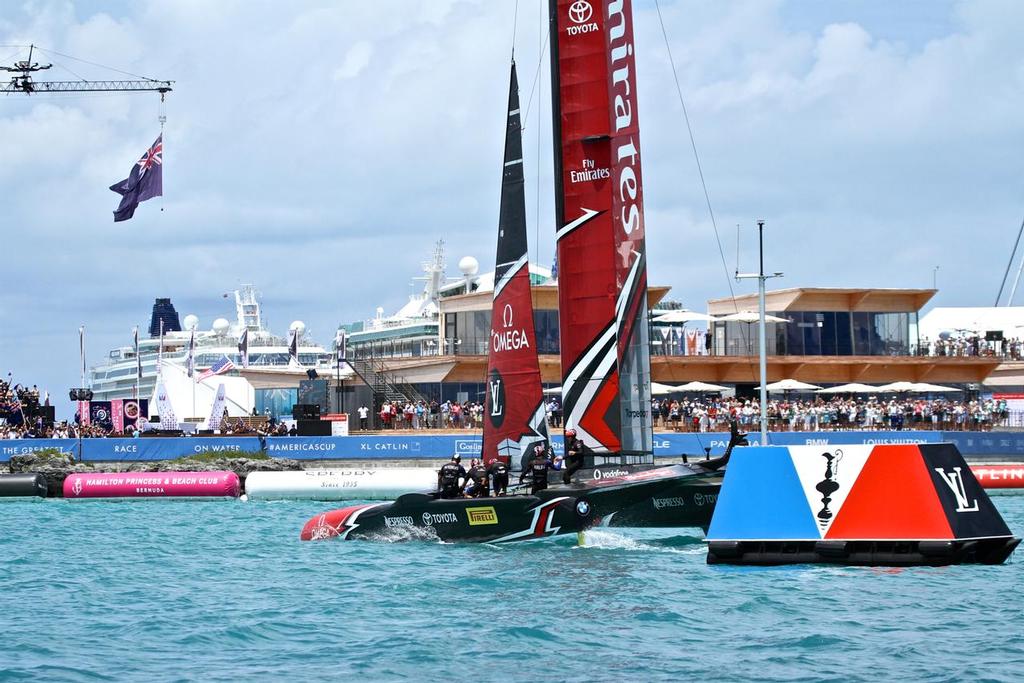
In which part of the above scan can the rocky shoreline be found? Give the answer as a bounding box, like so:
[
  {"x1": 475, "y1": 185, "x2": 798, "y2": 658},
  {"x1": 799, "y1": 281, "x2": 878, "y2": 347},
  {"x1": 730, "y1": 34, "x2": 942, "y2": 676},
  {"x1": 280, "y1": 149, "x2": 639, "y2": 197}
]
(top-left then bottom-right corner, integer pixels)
[{"x1": 7, "y1": 451, "x2": 304, "y2": 497}]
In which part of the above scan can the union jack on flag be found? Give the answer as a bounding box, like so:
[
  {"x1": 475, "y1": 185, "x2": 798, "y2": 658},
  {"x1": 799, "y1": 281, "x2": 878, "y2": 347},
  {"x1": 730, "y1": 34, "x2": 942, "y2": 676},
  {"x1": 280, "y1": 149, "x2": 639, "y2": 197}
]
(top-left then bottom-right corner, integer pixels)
[
  {"x1": 137, "y1": 137, "x2": 162, "y2": 179},
  {"x1": 197, "y1": 355, "x2": 236, "y2": 382}
]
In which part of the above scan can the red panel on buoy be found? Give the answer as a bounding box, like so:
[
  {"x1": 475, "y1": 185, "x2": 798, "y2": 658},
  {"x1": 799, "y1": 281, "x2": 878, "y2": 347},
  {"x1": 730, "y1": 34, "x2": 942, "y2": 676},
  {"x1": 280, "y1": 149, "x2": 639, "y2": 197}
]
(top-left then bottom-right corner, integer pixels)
[{"x1": 826, "y1": 445, "x2": 953, "y2": 539}]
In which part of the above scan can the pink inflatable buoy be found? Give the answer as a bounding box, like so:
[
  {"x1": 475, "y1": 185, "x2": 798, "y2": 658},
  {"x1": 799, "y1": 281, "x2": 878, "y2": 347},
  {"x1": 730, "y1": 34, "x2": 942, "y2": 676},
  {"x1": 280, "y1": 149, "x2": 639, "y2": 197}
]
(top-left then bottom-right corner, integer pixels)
[{"x1": 63, "y1": 471, "x2": 241, "y2": 499}]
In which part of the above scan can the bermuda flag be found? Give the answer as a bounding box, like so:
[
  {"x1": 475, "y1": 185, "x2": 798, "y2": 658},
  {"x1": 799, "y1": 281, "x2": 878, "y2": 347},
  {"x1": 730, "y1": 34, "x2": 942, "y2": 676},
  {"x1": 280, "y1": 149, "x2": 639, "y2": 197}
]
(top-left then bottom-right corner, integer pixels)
[
  {"x1": 238, "y1": 328, "x2": 249, "y2": 368},
  {"x1": 198, "y1": 355, "x2": 235, "y2": 382},
  {"x1": 109, "y1": 134, "x2": 163, "y2": 222}
]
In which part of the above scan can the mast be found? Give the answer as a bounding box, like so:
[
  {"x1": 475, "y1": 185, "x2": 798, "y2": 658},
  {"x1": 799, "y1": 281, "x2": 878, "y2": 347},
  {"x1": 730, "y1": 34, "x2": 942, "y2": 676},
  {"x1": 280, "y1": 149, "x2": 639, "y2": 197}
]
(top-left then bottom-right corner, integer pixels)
[
  {"x1": 481, "y1": 61, "x2": 550, "y2": 467},
  {"x1": 548, "y1": 0, "x2": 653, "y2": 461}
]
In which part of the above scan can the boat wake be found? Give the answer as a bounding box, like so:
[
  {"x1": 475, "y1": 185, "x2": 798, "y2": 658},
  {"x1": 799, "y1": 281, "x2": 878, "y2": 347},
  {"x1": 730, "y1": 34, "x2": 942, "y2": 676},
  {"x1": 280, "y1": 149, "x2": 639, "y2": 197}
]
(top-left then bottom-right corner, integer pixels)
[
  {"x1": 575, "y1": 529, "x2": 706, "y2": 554},
  {"x1": 361, "y1": 525, "x2": 442, "y2": 544}
]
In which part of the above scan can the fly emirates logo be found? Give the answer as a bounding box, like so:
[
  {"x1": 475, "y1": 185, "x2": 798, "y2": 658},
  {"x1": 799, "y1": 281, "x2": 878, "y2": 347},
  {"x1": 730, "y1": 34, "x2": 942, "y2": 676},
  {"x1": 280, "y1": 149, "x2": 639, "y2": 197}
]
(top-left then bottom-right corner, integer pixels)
[{"x1": 608, "y1": 0, "x2": 641, "y2": 237}]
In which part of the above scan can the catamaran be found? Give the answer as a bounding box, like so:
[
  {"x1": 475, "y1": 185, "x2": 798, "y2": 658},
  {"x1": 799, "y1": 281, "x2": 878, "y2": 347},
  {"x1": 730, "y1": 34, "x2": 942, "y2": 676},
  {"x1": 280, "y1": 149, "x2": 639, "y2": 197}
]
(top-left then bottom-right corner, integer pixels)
[{"x1": 302, "y1": 0, "x2": 737, "y2": 543}]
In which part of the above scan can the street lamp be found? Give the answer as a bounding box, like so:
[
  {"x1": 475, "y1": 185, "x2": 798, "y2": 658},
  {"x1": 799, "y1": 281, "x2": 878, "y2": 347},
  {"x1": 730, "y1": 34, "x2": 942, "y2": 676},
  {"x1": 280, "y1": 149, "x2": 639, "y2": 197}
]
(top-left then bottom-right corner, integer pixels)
[{"x1": 735, "y1": 220, "x2": 784, "y2": 446}]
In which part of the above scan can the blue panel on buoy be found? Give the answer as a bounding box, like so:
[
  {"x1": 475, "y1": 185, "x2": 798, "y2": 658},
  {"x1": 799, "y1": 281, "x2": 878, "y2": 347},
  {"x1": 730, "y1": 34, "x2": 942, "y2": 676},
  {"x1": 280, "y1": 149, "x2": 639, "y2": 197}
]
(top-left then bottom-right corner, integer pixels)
[{"x1": 707, "y1": 446, "x2": 820, "y2": 540}]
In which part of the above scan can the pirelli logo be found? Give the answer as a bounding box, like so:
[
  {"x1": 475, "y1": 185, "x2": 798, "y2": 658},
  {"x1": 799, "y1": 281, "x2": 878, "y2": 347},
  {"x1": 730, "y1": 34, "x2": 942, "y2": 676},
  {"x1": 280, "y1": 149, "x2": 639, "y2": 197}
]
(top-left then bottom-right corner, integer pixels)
[{"x1": 466, "y1": 506, "x2": 499, "y2": 526}]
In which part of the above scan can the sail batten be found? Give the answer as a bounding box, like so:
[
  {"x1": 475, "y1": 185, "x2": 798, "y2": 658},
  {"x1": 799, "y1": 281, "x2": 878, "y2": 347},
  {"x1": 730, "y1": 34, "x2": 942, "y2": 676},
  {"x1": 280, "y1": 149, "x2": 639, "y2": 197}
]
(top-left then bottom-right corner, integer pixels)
[
  {"x1": 549, "y1": 0, "x2": 654, "y2": 457},
  {"x1": 482, "y1": 61, "x2": 550, "y2": 468}
]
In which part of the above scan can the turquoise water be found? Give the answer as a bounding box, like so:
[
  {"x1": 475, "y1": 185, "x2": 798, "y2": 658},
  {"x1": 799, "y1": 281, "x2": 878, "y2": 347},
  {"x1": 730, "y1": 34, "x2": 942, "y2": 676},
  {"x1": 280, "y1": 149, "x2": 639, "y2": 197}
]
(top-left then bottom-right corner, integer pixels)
[{"x1": 1, "y1": 496, "x2": 1021, "y2": 682}]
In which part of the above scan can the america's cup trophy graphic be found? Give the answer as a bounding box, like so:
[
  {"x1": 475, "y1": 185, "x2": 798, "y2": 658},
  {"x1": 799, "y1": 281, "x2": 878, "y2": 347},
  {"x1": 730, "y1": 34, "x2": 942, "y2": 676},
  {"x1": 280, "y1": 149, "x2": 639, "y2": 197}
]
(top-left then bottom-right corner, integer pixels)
[{"x1": 815, "y1": 450, "x2": 843, "y2": 528}]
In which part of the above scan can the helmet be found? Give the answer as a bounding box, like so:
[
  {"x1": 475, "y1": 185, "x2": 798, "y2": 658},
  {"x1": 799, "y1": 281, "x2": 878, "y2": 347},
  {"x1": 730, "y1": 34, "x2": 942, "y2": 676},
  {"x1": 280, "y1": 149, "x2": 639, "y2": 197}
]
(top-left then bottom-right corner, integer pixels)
[
  {"x1": 452, "y1": 454, "x2": 461, "y2": 462},
  {"x1": 565, "y1": 429, "x2": 576, "y2": 437}
]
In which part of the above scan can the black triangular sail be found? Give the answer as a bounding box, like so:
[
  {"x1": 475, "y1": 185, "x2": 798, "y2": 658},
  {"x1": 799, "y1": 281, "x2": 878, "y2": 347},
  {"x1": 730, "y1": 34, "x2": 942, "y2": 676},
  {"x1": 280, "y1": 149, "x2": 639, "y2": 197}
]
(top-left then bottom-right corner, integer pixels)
[{"x1": 482, "y1": 61, "x2": 550, "y2": 467}]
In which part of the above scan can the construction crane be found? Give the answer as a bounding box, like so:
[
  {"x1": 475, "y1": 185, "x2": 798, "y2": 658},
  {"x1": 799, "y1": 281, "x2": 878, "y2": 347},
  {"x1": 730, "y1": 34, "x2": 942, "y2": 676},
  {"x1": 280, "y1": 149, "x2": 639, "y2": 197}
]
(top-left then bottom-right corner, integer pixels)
[{"x1": 1, "y1": 44, "x2": 172, "y2": 96}]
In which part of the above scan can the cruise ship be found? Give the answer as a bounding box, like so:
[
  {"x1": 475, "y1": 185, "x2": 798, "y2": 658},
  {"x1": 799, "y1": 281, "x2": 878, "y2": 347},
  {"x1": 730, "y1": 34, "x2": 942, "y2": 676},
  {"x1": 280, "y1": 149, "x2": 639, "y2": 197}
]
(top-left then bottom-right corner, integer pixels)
[{"x1": 89, "y1": 285, "x2": 333, "y2": 401}]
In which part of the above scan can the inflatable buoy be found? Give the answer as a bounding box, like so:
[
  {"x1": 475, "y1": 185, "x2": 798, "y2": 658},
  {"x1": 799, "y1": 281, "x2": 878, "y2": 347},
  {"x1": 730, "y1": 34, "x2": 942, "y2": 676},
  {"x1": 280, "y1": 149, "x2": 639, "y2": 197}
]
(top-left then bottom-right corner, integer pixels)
[
  {"x1": 971, "y1": 464, "x2": 1024, "y2": 490},
  {"x1": 63, "y1": 471, "x2": 240, "y2": 499},
  {"x1": 245, "y1": 468, "x2": 437, "y2": 501},
  {"x1": 0, "y1": 473, "x2": 48, "y2": 498}
]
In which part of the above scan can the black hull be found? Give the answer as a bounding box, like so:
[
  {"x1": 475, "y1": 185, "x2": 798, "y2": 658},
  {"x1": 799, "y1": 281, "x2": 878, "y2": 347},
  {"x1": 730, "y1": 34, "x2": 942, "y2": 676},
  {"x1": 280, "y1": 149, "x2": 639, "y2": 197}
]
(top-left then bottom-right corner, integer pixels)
[
  {"x1": 707, "y1": 537, "x2": 1022, "y2": 566},
  {"x1": 301, "y1": 465, "x2": 706, "y2": 544},
  {"x1": 551, "y1": 462, "x2": 723, "y2": 530}
]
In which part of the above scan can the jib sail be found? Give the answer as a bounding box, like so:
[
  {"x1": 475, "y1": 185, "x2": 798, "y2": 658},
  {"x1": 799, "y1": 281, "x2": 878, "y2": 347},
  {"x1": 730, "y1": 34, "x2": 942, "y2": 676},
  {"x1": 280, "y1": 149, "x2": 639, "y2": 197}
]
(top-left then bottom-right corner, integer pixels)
[
  {"x1": 548, "y1": 0, "x2": 653, "y2": 457},
  {"x1": 481, "y1": 61, "x2": 550, "y2": 467}
]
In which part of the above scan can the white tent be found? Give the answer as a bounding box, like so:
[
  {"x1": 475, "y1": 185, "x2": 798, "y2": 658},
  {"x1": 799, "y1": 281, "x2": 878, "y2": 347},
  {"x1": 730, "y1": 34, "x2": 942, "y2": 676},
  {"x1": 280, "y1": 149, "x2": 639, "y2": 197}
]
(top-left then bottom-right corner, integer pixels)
[
  {"x1": 650, "y1": 382, "x2": 679, "y2": 396},
  {"x1": 918, "y1": 306, "x2": 1024, "y2": 341},
  {"x1": 652, "y1": 310, "x2": 717, "y2": 324},
  {"x1": 816, "y1": 383, "x2": 881, "y2": 394},
  {"x1": 150, "y1": 360, "x2": 255, "y2": 422},
  {"x1": 717, "y1": 311, "x2": 789, "y2": 323},
  {"x1": 675, "y1": 381, "x2": 730, "y2": 392},
  {"x1": 764, "y1": 379, "x2": 822, "y2": 392}
]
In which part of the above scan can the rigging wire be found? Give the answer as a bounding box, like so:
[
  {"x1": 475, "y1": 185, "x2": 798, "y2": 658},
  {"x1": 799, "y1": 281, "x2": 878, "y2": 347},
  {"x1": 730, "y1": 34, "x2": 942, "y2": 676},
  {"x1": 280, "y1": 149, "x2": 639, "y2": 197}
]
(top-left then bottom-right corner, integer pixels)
[
  {"x1": 654, "y1": 0, "x2": 758, "y2": 367},
  {"x1": 653, "y1": 0, "x2": 736, "y2": 310},
  {"x1": 994, "y1": 213, "x2": 1024, "y2": 306}
]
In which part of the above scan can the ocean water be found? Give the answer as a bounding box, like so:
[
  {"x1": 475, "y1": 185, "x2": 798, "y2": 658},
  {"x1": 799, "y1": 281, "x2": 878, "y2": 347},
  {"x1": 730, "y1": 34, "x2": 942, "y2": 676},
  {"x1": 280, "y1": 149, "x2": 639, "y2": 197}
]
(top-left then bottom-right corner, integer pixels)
[{"x1": 0, "y1": 496, "x2": 1021, "y2": 682}]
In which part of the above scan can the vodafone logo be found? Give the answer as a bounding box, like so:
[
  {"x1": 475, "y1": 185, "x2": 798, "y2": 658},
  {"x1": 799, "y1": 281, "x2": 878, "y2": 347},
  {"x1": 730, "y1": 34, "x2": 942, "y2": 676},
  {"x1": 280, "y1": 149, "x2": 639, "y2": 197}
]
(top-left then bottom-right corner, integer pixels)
[{"x1": 569, "y1": 0, "x2": 592, "y2": 23}]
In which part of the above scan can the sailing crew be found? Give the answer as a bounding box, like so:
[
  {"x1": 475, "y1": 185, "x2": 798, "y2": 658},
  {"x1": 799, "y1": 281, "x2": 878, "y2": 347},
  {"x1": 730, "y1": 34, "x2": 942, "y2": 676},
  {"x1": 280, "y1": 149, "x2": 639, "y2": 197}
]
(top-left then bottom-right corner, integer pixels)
[
  {"x1": 438, "y1": 454, "x2": 467, "y2": 499},
  {"x1": 520, "y1": 444, "x2": 555, "y2": 495},
  {"x1": 487, "y1": 458, "x2": 510, "y2": 496},
  {"x1": 464, "y1": 458, "x2": 490, "y2": 498},
  {"x1": 563, "y1": 429, "x2": 590, "y2": 485}
]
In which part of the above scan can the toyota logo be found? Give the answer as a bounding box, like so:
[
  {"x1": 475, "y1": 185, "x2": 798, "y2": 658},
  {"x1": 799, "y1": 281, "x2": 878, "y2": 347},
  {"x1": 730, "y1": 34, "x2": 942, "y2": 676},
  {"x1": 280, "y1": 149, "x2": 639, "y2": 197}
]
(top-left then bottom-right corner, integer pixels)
[{"x1": 569, "y1": 0, "x2": 592, "y2": 24}]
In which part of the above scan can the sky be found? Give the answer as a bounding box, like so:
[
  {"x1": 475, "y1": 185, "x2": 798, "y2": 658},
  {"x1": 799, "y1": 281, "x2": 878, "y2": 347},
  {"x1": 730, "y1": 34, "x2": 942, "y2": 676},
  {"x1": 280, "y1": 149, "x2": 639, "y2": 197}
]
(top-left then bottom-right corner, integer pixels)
[{"x1": 1, "y1": 0, "x2": 1022, "y2": 412}]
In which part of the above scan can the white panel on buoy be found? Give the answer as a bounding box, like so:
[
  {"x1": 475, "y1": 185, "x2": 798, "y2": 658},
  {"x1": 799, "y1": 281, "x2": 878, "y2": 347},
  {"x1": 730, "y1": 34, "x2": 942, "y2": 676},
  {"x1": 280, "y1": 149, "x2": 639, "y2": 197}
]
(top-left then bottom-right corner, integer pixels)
[{"x1": 244, "y1": 469, "x2": 438, "y2": 501}]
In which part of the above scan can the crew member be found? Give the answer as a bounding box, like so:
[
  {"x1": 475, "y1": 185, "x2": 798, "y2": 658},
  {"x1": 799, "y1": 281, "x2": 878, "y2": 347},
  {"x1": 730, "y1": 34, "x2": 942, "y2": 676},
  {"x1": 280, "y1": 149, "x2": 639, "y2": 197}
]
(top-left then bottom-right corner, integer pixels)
[
  {"x1": 437, "y1": 454, "x2": 467, "y2": 499},
  {"x1": 464, "y1": 458, "x2": 490, "y2": 498},
  {"x1": 563, "y1": 428, "x2": 589, "y2": 485},
  {"x1": 519, "y1": 444, "x2": 554, "y2": 495},
  {"x1": 487, "y1": 458, "x2": 510, "y2": 496}
]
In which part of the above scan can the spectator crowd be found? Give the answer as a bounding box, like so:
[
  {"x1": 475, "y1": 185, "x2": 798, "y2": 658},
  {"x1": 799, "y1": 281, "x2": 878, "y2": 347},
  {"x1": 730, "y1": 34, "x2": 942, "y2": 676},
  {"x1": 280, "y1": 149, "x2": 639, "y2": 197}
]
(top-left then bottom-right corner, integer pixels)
[{"x1": 651, "y1": 395, "x2": 1011, "y2": 432}]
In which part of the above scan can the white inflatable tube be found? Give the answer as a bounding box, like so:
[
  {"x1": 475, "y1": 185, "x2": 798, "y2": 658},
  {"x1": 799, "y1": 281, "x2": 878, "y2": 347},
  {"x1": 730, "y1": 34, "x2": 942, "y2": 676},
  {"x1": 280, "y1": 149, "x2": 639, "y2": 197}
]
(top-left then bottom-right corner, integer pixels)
[{"x1": 244, "y1": 468, "x2": 438, "y2": 501}]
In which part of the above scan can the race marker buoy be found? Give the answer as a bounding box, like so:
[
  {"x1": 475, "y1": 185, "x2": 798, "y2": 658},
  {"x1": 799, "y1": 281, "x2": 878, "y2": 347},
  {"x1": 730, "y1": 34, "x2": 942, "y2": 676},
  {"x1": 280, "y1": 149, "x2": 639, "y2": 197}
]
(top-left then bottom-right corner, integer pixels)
[
  {"x1": 245, "y1": 468, "x2": 437, "y2": 501},
  {"x1": 0, "y1": 473, "x2": 48, "y2": 498},
  {"x1": 706, "y1": 443, "x2": 1020, "y2": 566},
  {"x1": 63, "y1": 471, "x2": 240, "y2": 499}
]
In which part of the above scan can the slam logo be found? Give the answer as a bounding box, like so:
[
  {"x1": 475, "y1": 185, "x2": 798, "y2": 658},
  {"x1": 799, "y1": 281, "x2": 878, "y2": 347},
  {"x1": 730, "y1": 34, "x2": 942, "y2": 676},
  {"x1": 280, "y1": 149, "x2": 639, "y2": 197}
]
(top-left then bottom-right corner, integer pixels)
[
  {"x1": 567, "y1": 0, "x2": 598, "y2": 35},
  {"x1": 467, "y1": 506, "x2": 499, "y2": 526}
]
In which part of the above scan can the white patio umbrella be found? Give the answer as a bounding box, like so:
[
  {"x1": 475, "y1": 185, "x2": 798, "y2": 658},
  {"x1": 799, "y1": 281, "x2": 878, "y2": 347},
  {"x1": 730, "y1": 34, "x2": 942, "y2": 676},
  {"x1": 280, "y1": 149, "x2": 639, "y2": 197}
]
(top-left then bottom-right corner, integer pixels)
[
  {"x1": 675, "y1": 380, "x2": 730, "y2": 393},
  {"x1": 764, "y1": 379, "x2": 823, "y2": 392},
  {"x1": 908, "y1": 382, "x2": 960, "y2": 393},
  {"x1": 652, "y1": 310, "x2": 717, "y2": 324},
  {"x1": 816, "y1": 383, "x2": 881, "y2": 394},
  {"x1": 717, "y1": 310, "x2": 789, "y2": 324},
  {"x1": 650, "y1": 382, "x2": 679, "y2": 396}
]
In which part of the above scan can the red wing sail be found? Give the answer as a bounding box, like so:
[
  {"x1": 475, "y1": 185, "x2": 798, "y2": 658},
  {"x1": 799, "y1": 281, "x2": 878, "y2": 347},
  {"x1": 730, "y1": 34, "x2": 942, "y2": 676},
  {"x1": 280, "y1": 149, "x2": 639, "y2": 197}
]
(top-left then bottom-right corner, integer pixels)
[
  {"x1": 482, "y1": 62, "x2": 550, "y2": 468},
  {"x1": 549, "y1": 0, "x2": 653, "y2": 456}
]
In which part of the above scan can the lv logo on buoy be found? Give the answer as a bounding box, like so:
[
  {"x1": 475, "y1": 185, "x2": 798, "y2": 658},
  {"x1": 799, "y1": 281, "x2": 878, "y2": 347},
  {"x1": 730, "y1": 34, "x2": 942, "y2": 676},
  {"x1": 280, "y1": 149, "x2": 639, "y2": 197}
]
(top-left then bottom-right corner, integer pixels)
[{"x1": 934, "y1": 467, "x2": 980, "y2": 513}]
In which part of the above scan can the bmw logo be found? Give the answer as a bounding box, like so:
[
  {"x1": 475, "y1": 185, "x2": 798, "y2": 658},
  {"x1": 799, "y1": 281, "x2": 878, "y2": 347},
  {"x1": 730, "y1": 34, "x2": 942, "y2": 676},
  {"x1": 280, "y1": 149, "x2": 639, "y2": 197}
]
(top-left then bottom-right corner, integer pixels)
[{"x1": 576, "y1": 500, "x2": 591, "y2": 516}]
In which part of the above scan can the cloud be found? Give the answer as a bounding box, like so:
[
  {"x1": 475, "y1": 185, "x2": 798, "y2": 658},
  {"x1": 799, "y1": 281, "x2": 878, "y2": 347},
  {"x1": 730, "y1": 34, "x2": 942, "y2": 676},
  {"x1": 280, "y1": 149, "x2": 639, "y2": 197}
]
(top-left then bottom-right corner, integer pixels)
[{"x1": 1, "y1": 0, "x2": 1021, "y2": 415}]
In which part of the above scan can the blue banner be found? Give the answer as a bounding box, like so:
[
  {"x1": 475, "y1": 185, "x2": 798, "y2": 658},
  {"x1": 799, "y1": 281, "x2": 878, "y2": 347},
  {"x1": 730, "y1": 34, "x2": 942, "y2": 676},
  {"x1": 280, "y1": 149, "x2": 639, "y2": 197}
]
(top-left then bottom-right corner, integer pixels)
[{"x1": 0, "y1": 431, "x2": 1012, "y2": 463}]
